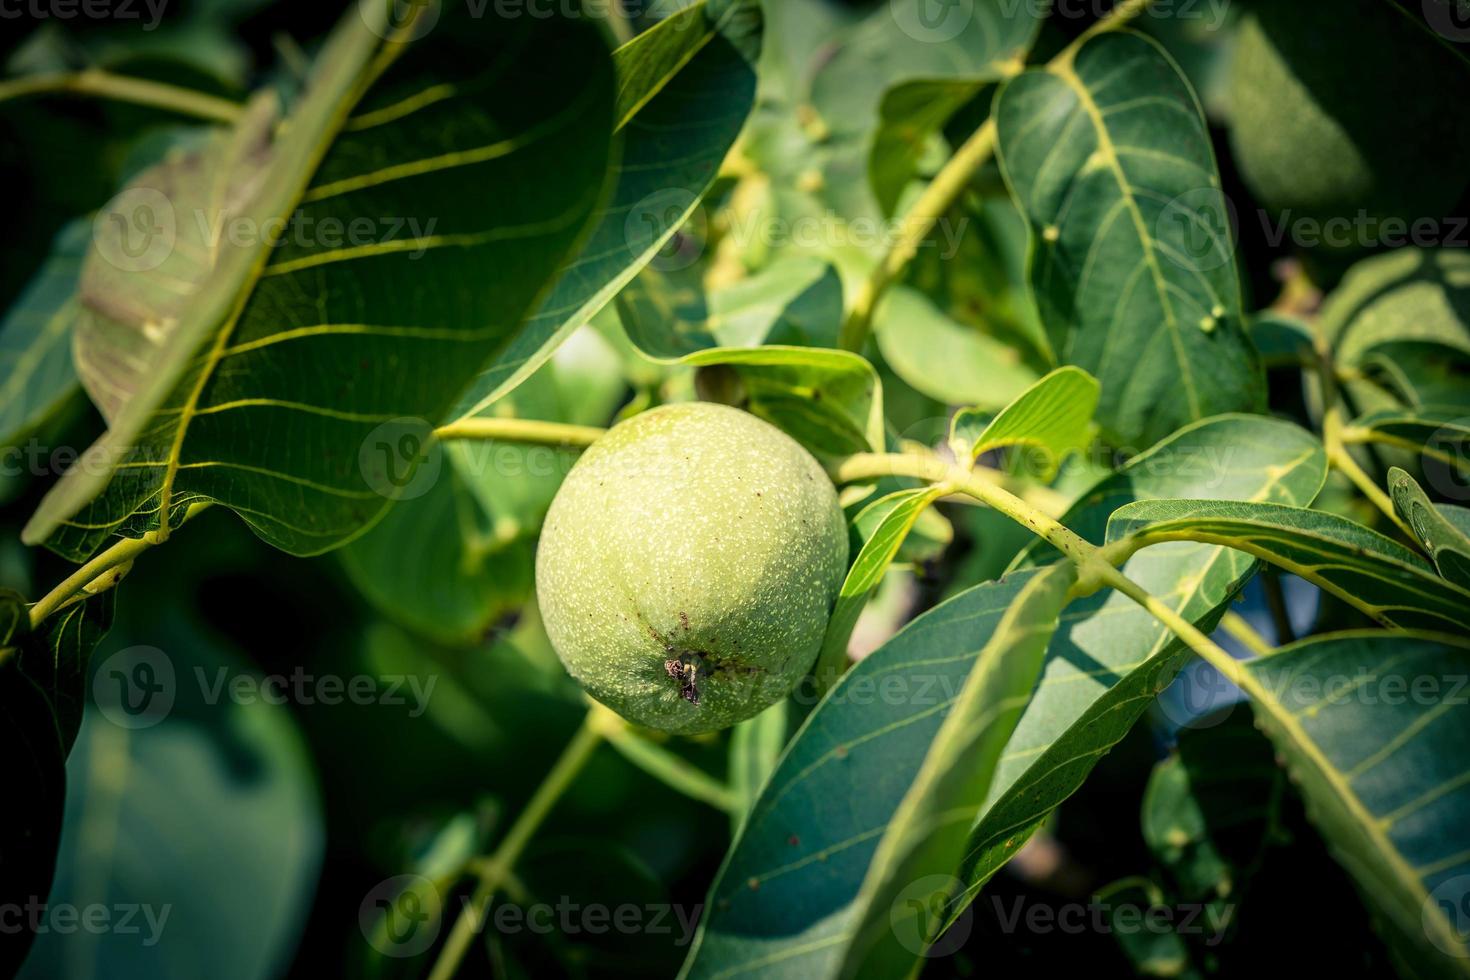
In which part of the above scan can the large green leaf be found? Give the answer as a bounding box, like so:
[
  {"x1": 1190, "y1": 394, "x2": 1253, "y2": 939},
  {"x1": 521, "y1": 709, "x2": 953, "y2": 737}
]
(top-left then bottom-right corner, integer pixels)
[
  {"x1": 949, "y1": 416, "x2": 1326, "y2": 917},
  {"x1": 1391, "y1": 467, "x2": 1470, "y2": 588},
  {"x1": 836, "y1": 562, "x2": 1077, "y2": 977},
  {"x1": 0, "y1": 221, "x2": 86, "y2": 446},
  {"x1": 680, "y1": 568, "x2": 1046, "y2": 978},
  {"x1": 949, "y1": 365, "x2": 1100, "y2": 476},
  {"x1": 995, "y1": 31, "x2": 1263, "y2": 447},
  {"x1": 1242, "y1": 632, "x2": 1470, "y2": 975},
  {"x1": 448, "y1": 0, "x2": 763, "y2": 419},
  {"x1": 19, "y1": 629, "x2": 322, "y2": 980},
  {"x1": 1105, "y1": 498, "x2": 1470, "y2": 632},
  {"x1": 23, "y1": 3, "x2": 616, "y2": 562},
  {"x1": 1357, "y1": 340, "x2": 1470, "y2": 410}
]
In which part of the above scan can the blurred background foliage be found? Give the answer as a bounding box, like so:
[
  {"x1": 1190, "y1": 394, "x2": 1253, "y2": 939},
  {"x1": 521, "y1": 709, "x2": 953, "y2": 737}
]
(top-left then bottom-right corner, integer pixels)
[{"x1": 3, "y1": 0, "x2": 1466, "y2": 976}]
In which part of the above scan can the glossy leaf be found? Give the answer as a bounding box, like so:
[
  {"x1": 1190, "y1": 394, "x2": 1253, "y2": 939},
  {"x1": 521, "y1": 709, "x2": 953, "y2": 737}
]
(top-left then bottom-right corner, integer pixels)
[
  {"x1": 0, "y1": 221, "x2": 86, "y2": 446},
  {"x1": 949, "y1": 366, "x2": 1100, "y2": 476},
  {"x1": 1390, "y1": 467, "x2": 1470, "y2": 588},
  {"x1": 1107, "y1": 498, "x2": 1470, "y2": 631},
  {"x1": 1242, "y1": 632, "x2": 1470, "y2": 974},
  {"x1": 950, "y1": 415, "x2": 1326, "y2": 919},
  {"x1": 813, "y1": 485, "x2": 949, "y2": 685},
  {"x1": 449, "y1": 0, "x2": 763, "y2": 419},
  {"x1": 995, "y1": 31, "x2": 1263, "y2": 447},
  {"x1": 24, "y1": 4, "x2": 616, "y2": 562},
  {"x1": 836, "y1": 562, "x2": 1077, "y2": 977}
]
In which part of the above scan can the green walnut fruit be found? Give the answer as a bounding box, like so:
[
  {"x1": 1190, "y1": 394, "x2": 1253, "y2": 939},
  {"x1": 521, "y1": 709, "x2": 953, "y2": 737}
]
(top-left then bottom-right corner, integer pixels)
[
  {"x1": 1229, "y1": 0, "x2": 1470, "y2": 249},
  {"x1": 536, "y1": 402, "x2": 848, "y2": 734}
]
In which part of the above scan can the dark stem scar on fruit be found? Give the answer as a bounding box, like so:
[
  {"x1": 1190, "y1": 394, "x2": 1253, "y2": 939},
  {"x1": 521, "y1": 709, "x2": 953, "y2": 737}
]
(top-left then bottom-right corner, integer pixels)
[{"x1": 628, "y1": 605, "x2": 766, "y2": 706}]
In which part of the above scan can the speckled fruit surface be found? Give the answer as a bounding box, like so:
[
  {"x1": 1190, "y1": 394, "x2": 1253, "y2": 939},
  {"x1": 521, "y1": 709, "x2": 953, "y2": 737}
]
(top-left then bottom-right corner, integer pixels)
[{"x1": 536, "y1": 402, "x2": 848, "y2": 734}]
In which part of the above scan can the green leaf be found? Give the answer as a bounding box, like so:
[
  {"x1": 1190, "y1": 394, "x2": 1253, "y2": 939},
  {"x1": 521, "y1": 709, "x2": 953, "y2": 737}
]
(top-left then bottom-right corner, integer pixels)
[
  {"x1": 873, "y1": 285, "x2": 1039, "y2": 410},
  {"x1": 949, "y1": 366, "x2": 1100, "y2": 477},
  {"x1": 0, "y1": 221, "x2": 86, "y2": 446},
  {"x1": 1357, "y1": 340, "x2": 1470, "y2": 410},
  {"x1": 1390, "y1": 467, "x2": 1470, "y2": 588},
  {"x1": 1241, "y1": 631, "x2": 1470, "y2": 974},
  {"x1": 836, "y1": 562, "x2": 1077, "y2": 977},
  {"x1": 20, "y1": 632, "x2": 322, "y2": 980},
  {"x1": 1105, "y1": 498, "x2": 1470, "y2": 632},
  {"x1": 680, "y1": 566, "x2": 1063, "y2": 978},
  {"x1": 23, "y1": 4, "x2": 616, "y2": 562},
  {"x1": 1323, "y1": 248, "x2": 1470, "y2": 417},
  {"x1": 950, "y1": 416, "x2": 1326, "y2": 919},
  {"x1": 994, "y1": 31, "x2": 1264, "y2": 447},
  {"x1": 813, "y1": 485, "x2": 949, "y2": 685},
  {"x1": 448, "y1": 0, "x2": 763, "y2": 419}
]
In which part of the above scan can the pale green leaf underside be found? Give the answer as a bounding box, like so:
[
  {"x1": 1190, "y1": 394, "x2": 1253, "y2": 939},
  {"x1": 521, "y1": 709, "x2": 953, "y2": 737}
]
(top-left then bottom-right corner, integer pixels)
[
  {"x1": 995, "y1": 31, "x2": 1263, "y2": 447},
  {"x1": 1245, "y1": 632, "x2": 1470, "y2": 976},
  {"x1": 950, "y1": 365, "x2": 1099, "y2": 476},
  {"x1": 1106, "y1": 498, "x2": 1470, "y2": 632},
  {"x1": 448, "y1": 0, "x2": 763, "y2": 421},
  {"x1": 25, "y1": 6, "x2": 616, "y2": 562}
]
